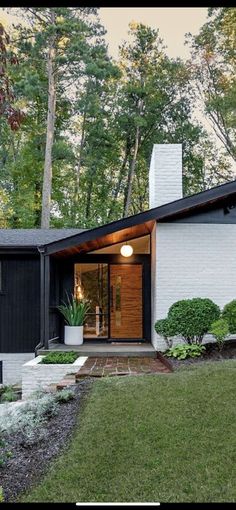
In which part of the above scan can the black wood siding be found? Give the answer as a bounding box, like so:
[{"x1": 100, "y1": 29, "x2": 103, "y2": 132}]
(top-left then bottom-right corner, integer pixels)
[
  {"x1": 0, "y1": 255, "x2": 40, "y2": 352},
  {"x1": 49, "y1": 258, "x2": 62, "y2": 340}
]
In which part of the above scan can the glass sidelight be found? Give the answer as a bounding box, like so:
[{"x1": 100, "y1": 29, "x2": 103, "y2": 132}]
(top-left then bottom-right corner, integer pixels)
[{"x1": 74, "y1": 263, "x2": 108, "y2": 338}]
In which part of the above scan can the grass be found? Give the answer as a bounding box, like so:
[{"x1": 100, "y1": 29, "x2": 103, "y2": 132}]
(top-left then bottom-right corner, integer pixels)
[{"x1": 20, "y1": 360, "x2": 236, "y2": 503}]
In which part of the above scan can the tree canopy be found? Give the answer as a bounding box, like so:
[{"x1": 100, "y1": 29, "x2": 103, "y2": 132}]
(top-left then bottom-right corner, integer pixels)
[{"x1": 0, "y1": 8, "x2": 235, "y2": 228}]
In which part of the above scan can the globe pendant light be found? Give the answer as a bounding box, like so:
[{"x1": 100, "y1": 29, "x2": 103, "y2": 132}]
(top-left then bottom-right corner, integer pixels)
[{"x1": 120, "y1": 242, "x2": 133, "y2": 257}]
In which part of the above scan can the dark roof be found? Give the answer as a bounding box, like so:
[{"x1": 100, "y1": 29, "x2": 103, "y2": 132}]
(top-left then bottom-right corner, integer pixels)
[
  {"x1": 44, "y1": 178, "x2": 236, "y2": 255},
  {"x1": 0, "y1": 229, "x2": 86, "y2": 247}
]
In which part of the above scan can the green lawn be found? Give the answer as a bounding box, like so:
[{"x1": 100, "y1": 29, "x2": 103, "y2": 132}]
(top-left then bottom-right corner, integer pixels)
[{"x1": 21, "y1": 360, "x2": 236, "y2": 503}]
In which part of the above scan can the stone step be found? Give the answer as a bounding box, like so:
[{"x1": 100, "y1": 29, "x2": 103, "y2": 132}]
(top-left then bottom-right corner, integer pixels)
[
  {"x1": 38, "y1": 343, "x2": 157, "y2": 358},
  {"x1": 56, "y1": 374, "x2": 77, "y2": 390}
]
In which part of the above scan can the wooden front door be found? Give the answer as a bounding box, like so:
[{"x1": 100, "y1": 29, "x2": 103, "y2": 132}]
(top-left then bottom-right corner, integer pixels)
[{"x1": 110, "y1": 264, "x2": 143, "y2": 339}]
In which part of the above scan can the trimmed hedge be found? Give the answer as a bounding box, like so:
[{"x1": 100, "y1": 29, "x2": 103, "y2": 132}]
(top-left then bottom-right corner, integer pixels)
[
  {"x1": 154, "y1": 318, "x2": 176, "y2": 347},
  {"x1": 222, "y1": 300, "x2": 236, "y2": 334},
  {"x1": 155, "y1": 297, "x2": 221, "y2": 346},
  {"x1": 167, "y1": 298, "x2": 220, "y2": 344}
]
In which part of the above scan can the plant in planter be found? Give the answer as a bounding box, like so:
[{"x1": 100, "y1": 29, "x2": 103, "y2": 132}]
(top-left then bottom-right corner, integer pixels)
[{"x1": 58, "y1": 294, "x2": 90, "y2": 346}]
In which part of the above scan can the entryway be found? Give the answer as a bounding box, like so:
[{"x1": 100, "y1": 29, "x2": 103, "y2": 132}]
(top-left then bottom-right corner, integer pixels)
[{"x1": 74, "y1": 259, "x2": 147, "y2": 341}]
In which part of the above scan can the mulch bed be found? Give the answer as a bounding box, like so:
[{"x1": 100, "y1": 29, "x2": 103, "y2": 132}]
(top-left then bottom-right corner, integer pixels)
[
  {"x1": 0, "y1": 378, "x2": 93, "y2": 503},
  {"x1": 166, "y1": 340, "x2": 236, "y2": 370}
]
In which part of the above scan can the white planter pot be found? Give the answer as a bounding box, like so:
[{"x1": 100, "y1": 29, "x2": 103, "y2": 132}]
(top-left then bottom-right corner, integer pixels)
[{"x1": 64, "y1": 325, "x2": 84, "y2": 345}]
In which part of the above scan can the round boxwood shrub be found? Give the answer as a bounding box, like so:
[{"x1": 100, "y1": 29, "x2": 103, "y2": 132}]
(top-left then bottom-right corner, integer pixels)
[
  {"x1": 222, "y1": 300, "x2": 236, "y2": 333},
  {"x1": 154, "y1": 318, "x2": 176, "y2": 348},
  {"x1": 167, "y1": 298, "x2": 221, "y2": 344}
]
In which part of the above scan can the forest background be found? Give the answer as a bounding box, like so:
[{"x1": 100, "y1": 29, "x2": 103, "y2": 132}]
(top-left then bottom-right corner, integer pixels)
[{"x1": 0, "y1": 7, "x2": 235, "y2": 229}]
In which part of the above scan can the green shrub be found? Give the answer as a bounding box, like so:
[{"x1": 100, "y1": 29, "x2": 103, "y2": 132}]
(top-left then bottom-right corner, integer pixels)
[
  {"x1": 40, "y1": 352, "x2": 79, "y2": 364},
  {"x1": 222, "y1": 300, "x2": 236, "y2": 333},
  {"x1": 209, "y1": 318, "x2": 229, "y2": 351},
  {"x1": 55, "y1": 388, "x2": 75, "y2": 403},
  {"x1": 166, "y1": 343, "x2": 206, "y2": 360},
  {"x1": 0, "y1": 393, "x2": 59, "y2": 447},
  {"x1": 168, "y1": 298, "x2": 220, "y2": 344},
  {"x1": 0, "y1": 486, "x2": 4, "y2": 502},
  {"x1": 0, "y1": 386, "x2": 18, "y2": 403},
  {"x1": 154, "y1": 318, "x2": 176, "y2": 348},
  {"x1": 0, "y1": 438, "x2": 12, "y2": 469}
]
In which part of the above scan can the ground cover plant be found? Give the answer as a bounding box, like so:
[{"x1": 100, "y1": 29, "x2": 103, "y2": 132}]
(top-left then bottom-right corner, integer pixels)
[
  {"x1": 19, "y1": 361, "x2": 236, "y2": 503},
  {"x1": 0, "y1": 386, "x2": 18, "y2": 403},
  {"x1": 166, "y1": 343, "x2": 206, "y2": 360},
  {"x1": 0, "y1": 383, "x2": 88, "y2": 502},
  {"x1": 40, "y1": 352, "x2": 79, "y2": 364}
]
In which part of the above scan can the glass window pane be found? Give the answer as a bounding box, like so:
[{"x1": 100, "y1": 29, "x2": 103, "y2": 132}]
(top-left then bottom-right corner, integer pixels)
[{"x1": 74, "y1": 263, "x2": 108, "y2": 339}]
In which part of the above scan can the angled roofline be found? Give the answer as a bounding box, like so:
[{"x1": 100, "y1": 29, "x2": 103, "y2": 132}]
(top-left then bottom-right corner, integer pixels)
[{"x1": 44, "y1": 178, "x2": 236, "y2": 255}]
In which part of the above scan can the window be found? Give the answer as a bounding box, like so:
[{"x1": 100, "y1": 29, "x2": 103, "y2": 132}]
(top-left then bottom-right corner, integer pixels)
[{"x1": 74, "y1": 263, "x2": 108, "y2": 339}]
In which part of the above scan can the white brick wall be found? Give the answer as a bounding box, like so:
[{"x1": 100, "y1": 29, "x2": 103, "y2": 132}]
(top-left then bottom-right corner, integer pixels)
[
  {"x1": 0, "y1": 353, "x2": 34, "y2": 385},
  {"x1": 22, "y1": 355, "x2": 88, "y2": 399},
  {"x1": 149, "y1": 144, "x2": 183, "y2": 208},
  {"x1": 151, "y1": 223, "x2": 236, "y2": 350}
]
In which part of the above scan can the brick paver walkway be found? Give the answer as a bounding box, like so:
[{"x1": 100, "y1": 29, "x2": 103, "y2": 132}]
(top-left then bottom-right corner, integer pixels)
[{"x1": 76, "y1": 356, "x2": 171, "y2": 380}]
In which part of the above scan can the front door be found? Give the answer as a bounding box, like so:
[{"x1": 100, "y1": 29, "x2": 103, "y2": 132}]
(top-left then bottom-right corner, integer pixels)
[{"x1": 110, "y1": 264, "x2": 143, "y2": 339}]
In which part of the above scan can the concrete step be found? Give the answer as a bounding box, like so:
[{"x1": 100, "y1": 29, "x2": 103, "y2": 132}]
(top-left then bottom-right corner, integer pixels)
[{"x1": 37, "y1": 342, "x2": 157, "y2": 358}]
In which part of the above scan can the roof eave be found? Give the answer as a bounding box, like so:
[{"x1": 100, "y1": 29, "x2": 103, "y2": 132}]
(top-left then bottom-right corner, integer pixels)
[{"x1": 44, "y1": 180, "x2": 236, "y2": 256}]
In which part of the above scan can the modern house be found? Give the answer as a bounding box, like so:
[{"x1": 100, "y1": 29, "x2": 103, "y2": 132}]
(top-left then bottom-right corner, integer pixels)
[{"x1": 1, "y1": 143, "x2": 236, "y2": 384}]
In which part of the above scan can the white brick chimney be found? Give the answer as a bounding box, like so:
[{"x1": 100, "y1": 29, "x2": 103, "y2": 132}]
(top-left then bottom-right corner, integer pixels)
[{"x1": 149, "y1": 144, "x2": 183, "y2": 208}]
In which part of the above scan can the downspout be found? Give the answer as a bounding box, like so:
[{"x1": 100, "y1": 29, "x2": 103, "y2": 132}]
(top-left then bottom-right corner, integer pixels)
[{"x1": 38, "y1": 245, "x2": 46, "y2": 351}]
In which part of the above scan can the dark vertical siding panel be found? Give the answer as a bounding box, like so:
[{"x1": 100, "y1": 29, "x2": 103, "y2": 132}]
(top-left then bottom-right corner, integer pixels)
[
  {"x1": 0, "y1": 255, "x2": 40, "y2": 352},
  {"x1": 49, "y1": 258, "x2": 61, "y2": 340},
  {"x1": 58, "y1": 260, "x2": 74, "y2": 343}
]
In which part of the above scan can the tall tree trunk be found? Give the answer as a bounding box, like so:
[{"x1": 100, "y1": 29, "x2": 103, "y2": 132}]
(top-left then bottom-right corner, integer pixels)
[
  {"x1": 107, "y1": 140, "x2": 131, "y2": 220},
  {"x1": 73, "y1": 109, "x2": 87, "y2": 224},
  {"x1": 85, "y1": 167, "x2": 95, "y2": 221},
  {"x1": 123, "y1": 125, "x2": 140, "y2": 217},
  {"x1": 41, "y1": 10, "x2": 56, "y2": 228}
]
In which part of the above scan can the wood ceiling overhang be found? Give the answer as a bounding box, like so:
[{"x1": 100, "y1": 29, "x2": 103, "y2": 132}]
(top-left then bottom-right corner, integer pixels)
[
  {"x1": 43, "y1": 178, "x2": 236, "y2": 258},
  {"x1": 50, "y1": 220, "x2": 154, "y2": 258}
]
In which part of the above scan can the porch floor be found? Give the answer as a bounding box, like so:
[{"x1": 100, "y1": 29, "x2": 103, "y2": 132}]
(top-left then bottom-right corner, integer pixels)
[{"x1": 37, "y1": 341, "x2": 157, "y2": 358}]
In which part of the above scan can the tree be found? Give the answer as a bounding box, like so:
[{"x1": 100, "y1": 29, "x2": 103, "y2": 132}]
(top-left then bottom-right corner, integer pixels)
[
  {"x1": 12, "y1": 7, "x2": 109, "y2": 227},
  {"x1": 106, "y1": 23, "x2": 228, "y2": 218},
  {"x1": 1, "y1": 12, "x2": 233, "y2": 229},
  {"x1": 0, "y1": 21, "x2": 24, "y2": 130},
  {"x1": 187, "y1": 7, "x2": 236, "y2": 162}
]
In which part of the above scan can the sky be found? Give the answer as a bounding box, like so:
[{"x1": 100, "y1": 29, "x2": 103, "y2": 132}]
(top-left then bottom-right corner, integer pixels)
[
  {"x1": 99, "y1": 8, "x2": 208, "y2": 60},
  {"x1": 1, "y1": 7, "x2": 208, "y2": 61}
]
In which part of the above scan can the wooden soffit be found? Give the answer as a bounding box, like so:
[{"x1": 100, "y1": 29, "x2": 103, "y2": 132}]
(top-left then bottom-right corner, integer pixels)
[{"x1": 52, "y1": 220, "x2": 154, "y2": 259}]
